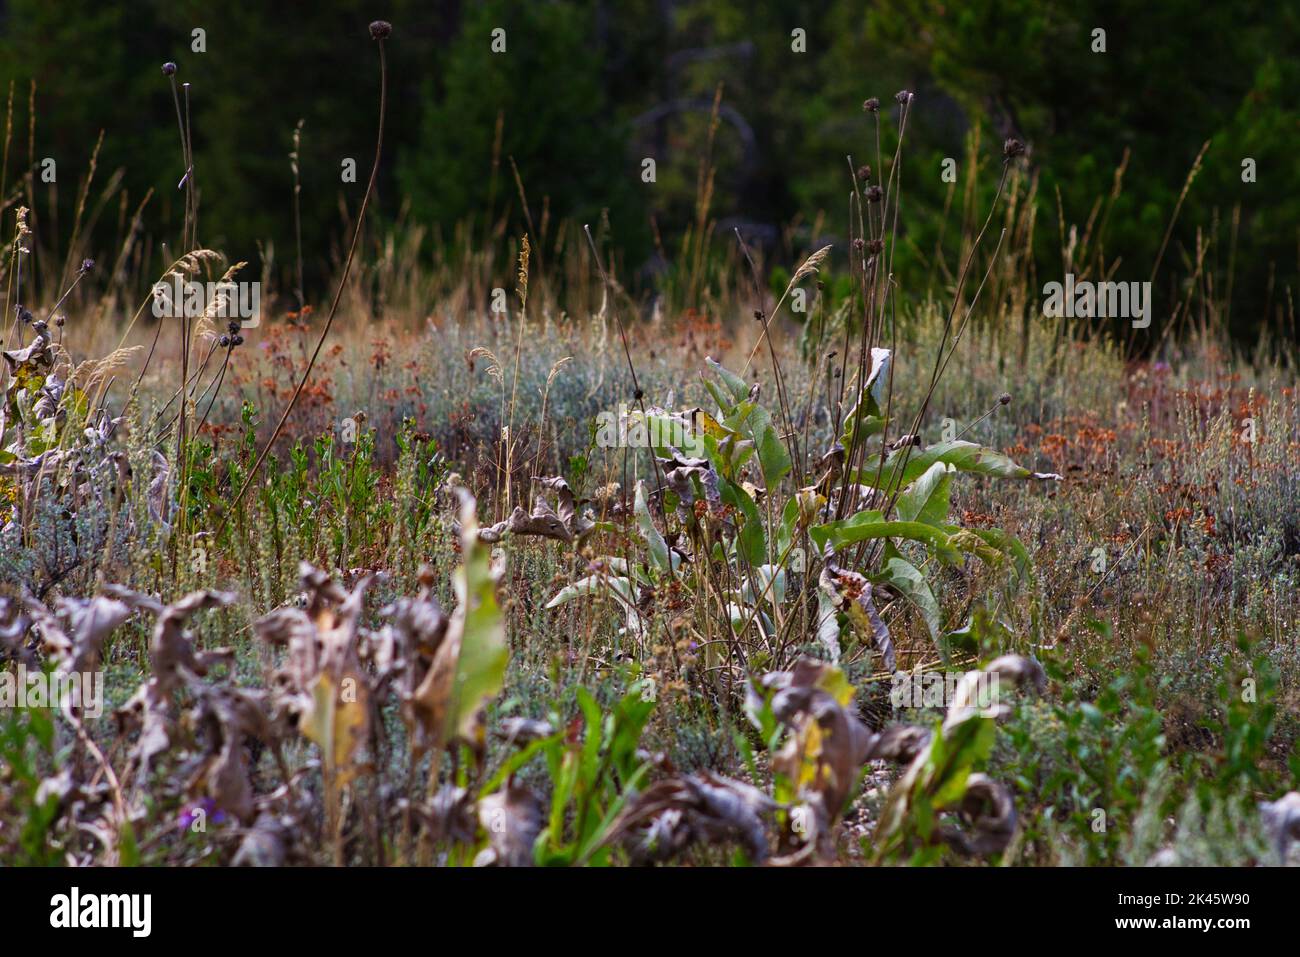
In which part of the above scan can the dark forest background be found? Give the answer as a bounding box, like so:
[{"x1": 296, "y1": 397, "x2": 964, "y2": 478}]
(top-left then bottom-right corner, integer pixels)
[{"x1": 0, "y1": 0, "x2": 1296, "y2": 341}]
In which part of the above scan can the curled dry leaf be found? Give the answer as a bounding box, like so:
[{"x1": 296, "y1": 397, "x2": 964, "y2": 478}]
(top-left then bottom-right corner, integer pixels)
[
  {"x1": 150, "y1": 589, "x2": 236, "y2": 692},
  {"x1": 944, "y1": 654, "x2": 1047, "y2": 730},
  {"x1": 254, "y1": 564, "x2": 374, "y2": 786},
  {"x1": 875, "y1": 654, "x2": 1045, "y2": 859},
  {"x1": 657, "y1": 450, "x2": 722, "y2": 522},
  {"x1": 499, "y1": 501, "x2": 569, "y2": 542},
  {"x1": 752, "y1": 659, "x2": 875, "y2": 859},
  {"x1": 475, "y1": 780, "x2": 545, "y2": 867},
  {"x1": 608, "y1": 771, "x2": 776, "y2": 865},
  {"x1": 865, "y1": 723, "x2": 934, "y2": 764},
  {"x1": 113, "y1": 589, "x2": 268, "y2": 820},
  {"x1": 2, "y1": 328, "x2": 54, "y2": 393},
  {"x1": 818, "y1": 557, "x2": 895, "y2": 671},
  {"x1": 934, "y1": 772, "x2": 1017, "y2": 857},
  {"x1": 496, "y1": 716, "x2": 555, "y2": 744},
  {"x1": 1259, "y1": 792, "x2": 1300, "y2": 864},
  {"x1": 115, "y1": 678, "x2": 173, "y2": 772},
  {"x1": 407, "y1": 489, "x2": 507, "y2": 757},
  {"x1": 0, "y1": 596, "x2": 38, "y2": 666},
  {"x1": 476, "y1": 475, "x2": 594, "y2": 544},
  {"x1": 24, "y1": 587, "x2": 158, "y2": 674},
  {"x1": 415, "y1": 784, "x2": 478, "y2": 846},
  {"x1": 365, "y1": 566, "x2": 445, "y2": 700},
  {"x1": 147, "y1": 450, "x2": 172, "y2": 532},
  {"x1": 231, "y1": 782, "x2": 315, "y2": 867},
  {"x1": 186, "y1": 680, "x2": 276, "y2": 821},
  {"x1": 232, "y1": 811, "x2": 290, "y2": 867}
]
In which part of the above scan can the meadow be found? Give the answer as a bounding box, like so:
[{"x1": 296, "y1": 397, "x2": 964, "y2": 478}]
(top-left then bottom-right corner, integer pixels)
[{"x1": 1, "y1": 21, "x2": 1297, "y2": 868}]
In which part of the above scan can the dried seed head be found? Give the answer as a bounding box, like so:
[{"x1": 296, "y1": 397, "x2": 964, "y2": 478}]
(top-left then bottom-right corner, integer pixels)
[
  {"x1": 17, "y1": 306, "x2": 33, "y2": 325},
  {"x1": 1003, "y1": 138, "x2": 1026, "y2": 160},
  {"x1": 753, "y1": 310, "x2": 765, "y2": 322},
  {"x1": 853, "y1": 238, "x2": 865, "y2": 252},
  {"x1": 867, "y1": 239, "x2": 884, "y2": 255},
  {"x1": 863, "y1": 97, "x2": 880, "y2": 114},
  {"x1": 856, "y1": 164, "x2": 871, "y2": 182},
  {"x1": 866, "y1": 185, "x2": 883, "y2": 203},
  {"x1": 55, "y1": 314, "x2": 65, "y2": 328},
  {"x1": 369, "y1": 20, "x2": 392, "y2": 40},
  {"x1": 162, "y1": 62, "x2": 177, "y2": 76},
  {"x1": 80, "y1": 258, "x2": 95, "y2": 273},
  {"x1": 998, "y1": 392, "x2": 1012, "y2": 406},
  {"x1": 895, "y1": 90, "x2": 913, "y2": 105}
]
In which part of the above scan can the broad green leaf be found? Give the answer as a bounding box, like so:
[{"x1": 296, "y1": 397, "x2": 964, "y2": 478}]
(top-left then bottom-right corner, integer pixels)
[
  {"x1": 840, "y1": 347, "x2": 891, "y2": 449},
  {"x1": 448, "y1": 493, "x2": 509, "y2": 746},
  {"x1": 634, "y1": 480, "x2": 671, "y2": 572},
  {"x1": 970, "y1": 527, "x2": 1033, "y2": 581},
  {"x1": 896, "y1": 462, "x2": 954, "y2": 527},
  {"x1": 815, "y1": 589, "x2": 843, "y2": 661},
  {"x1": 702, "y1": 431, "x2": 755, "y2": 483},
  {"x1": 545, "y1": 573, "x2": 635, "y2": 608},
  {"x1": 855, "y1": 440, "x2": 1058, "y2": 490},
  {"x1": 754, "y1": 417, "x2": 792, "y2": 492},
  {"x1": 704, "y1": 357, "x2": 790, "y2": 491},
  {"x1": 777, "y1": 496, "x2": 800, "y2": 557},
  {"x1": 705, "y1": 356, "x2": 750, "y2": 402},
  {"x1": 742, "y1": 564, "x2": 787, "y2": 607},
  {"x1": 719, "y1": 475, "x2": 766, "y2": 565},
  {"x1": 701, "y1": 378, "x2": 734, "y2": 419},
  {"x1": 810, "y1": 511, "x2": 956, "y2": 561},
  {"x1": 875, "y1": 555, "x2": 942, "y2": 640}
]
